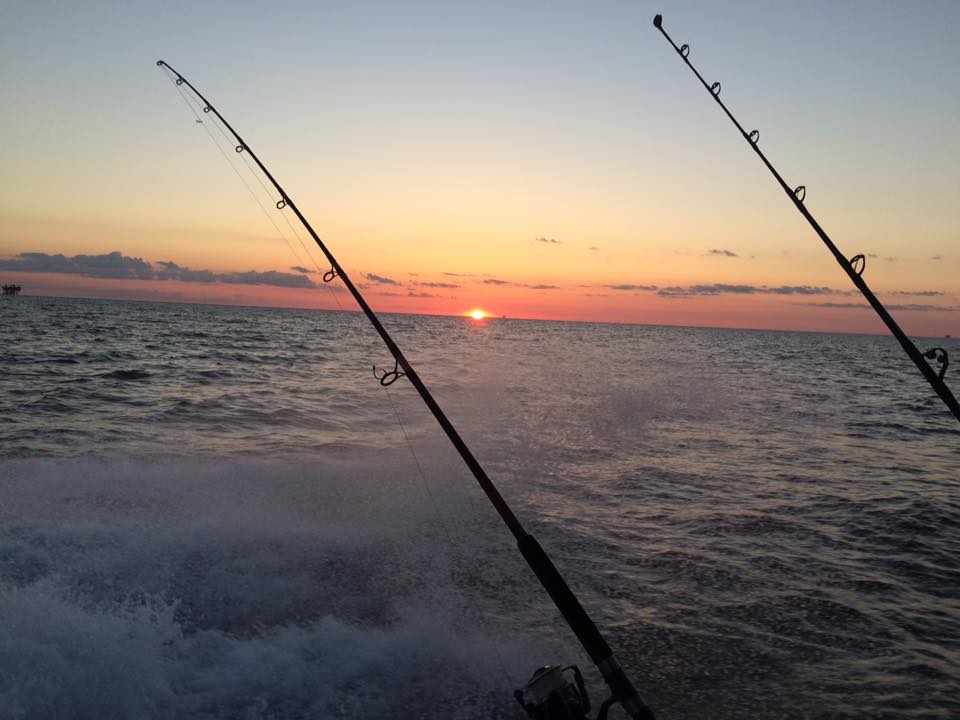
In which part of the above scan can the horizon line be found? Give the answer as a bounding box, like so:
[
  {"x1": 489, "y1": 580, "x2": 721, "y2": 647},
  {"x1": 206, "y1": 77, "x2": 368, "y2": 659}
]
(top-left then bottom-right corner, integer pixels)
[{"x1": 10, "y1": 290, "x2": 955, "y2": 342}]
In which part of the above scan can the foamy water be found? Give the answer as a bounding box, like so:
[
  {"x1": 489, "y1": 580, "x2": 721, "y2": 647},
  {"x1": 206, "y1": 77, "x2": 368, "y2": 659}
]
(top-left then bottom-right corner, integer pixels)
[{"x1": 1, "y1": 296, "x2": 958, "y2": 718}]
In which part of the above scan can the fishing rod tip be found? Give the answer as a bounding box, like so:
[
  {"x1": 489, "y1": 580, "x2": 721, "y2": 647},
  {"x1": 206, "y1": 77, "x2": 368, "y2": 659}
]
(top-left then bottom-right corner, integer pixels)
[
  {"x1": 156, "y1": 59, "x2": 165, "y2": 67},
  {"x1": 653, "y1": 14, "x2": 662, "y2": 29}
]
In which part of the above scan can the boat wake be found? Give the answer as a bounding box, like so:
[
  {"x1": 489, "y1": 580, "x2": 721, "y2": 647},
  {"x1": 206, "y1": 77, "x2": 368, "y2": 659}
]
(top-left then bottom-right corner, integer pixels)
[{"x1": 0, "y1": 456, "x2": 542, "y2": 719}]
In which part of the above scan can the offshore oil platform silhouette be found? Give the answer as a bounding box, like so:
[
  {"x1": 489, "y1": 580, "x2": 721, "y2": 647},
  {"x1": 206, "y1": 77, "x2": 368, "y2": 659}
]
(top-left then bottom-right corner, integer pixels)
[{"x1": 2, "y1": 285, "x2": 22, "y2": 296}]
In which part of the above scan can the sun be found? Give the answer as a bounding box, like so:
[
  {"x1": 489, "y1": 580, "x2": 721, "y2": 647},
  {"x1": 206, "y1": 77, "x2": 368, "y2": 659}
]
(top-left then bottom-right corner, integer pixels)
[{"x1": 469, "y1": 309, "x2": 487, "y2": 320}]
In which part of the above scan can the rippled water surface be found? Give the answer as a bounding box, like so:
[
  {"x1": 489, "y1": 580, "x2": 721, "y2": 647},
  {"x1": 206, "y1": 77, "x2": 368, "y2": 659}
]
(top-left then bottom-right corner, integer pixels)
[{"x1": 1, "y1": 296, "x2": 958, "y2": 719}]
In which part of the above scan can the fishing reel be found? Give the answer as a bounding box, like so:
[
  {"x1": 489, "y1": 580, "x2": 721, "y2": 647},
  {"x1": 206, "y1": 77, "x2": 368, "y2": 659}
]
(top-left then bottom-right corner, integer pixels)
[{"x1": 515, "y1": 665, "x2": 618, "y2": 720}]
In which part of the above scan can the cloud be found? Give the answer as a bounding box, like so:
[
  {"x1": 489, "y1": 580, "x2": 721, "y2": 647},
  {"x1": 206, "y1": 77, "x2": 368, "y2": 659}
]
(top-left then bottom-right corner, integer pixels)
[
  {"x1": 888, "y1": 303, "x2": 958, "y2": 312},
  {"x1": 474, "y1": 279, "x2": 559, "y2": 290},
  {"x1": 588, "y1": 246, "x2": 600, "y2": 251},
  {"x1": 407, "y1": 290, "x2": 436, "y2": 298},
  {"x1": 416, "y1": 281, "x2": 460, "y2": 289},
  {"x1": 802, "y1": 302, "x2": 868, "y2": 309},
  {"x1": 0, "y1": 251, "x2": 153, "y2": 279},
  {"x1": 0, "y1": 250, "x2": 321, "y2": 289},
  {"x1": 443, "y1": 271, "x2": 471, "y2": 277},
  {"x1": 219, "y1": 270, "x2": 314, "y2": 288},
  {"x1": 679, "y1": 284, "x2": 751, "y2": 296},
  {"x1": 0, "y1": 252, "x2": 73, "y2": 274},
  {"x1": 535, "y1": 237, "x2": 561, "y2": 245},
  {"x1": 155, "y1": 261, "x2": 216, "y2": 283},
  {"x1": 604, "y1": 284, "x2": 658, "y2": 292},
  {"x1": 164, "y1": 261, "x2": 313, "y2": 288},
  {"x1": 765, "y1": 285, "x2": 837, "y2": 295},
  {"x1": 658, "y1": 283, "x2": 838, "y2": 298},
  {"x1": 867, "y1": 253, "x2": 879, "y2": 259},
  {"x1": 705, "y1": 249, "x2": 738, "y2": 257},
  {"x1": 290, "y1": 265, "x2": 315, "y2": 274},
  {"x1": 890, "y1": 290, "x2": 944, "y2": 297},
  {"x1": 804, "y1": 301, "x2": 958, "y2": 313},
  {"x1": 75, "y1": 252, "x2": 154, "y2": 278},
  {"x1": 479, "y1": 278, "x2": 560, "y2": 290},
  {"x1": 366, "y1": 273, "x2": 400, "y2": 286},
  {"x1": 931, "y1": 255, "x2": 942, "y2": 261}
]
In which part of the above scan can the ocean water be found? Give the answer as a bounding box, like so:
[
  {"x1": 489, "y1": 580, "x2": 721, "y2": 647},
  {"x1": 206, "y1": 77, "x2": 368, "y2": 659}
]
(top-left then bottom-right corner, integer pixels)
[{"x1": 0, "y1": 295, "x2": 957, "y2": 719}]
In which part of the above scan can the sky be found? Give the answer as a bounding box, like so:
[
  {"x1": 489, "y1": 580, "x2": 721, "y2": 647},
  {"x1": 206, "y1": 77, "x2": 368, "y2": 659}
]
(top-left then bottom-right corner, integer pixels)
[{"x1": 1, "y1": 0, "x2": 958, "y2": 335}]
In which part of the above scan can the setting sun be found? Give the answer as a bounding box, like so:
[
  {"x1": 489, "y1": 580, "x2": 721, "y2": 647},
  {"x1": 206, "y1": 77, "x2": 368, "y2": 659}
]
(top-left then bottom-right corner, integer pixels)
[{"x1": 469, "y1": 309, "x2": 487, "y2": 320}]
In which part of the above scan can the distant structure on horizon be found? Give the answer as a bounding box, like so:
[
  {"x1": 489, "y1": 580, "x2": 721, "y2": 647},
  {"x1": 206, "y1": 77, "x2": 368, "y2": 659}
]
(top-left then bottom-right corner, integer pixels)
[{"x1": 2, "y1": 285, "x2": 22, "y2": 296}]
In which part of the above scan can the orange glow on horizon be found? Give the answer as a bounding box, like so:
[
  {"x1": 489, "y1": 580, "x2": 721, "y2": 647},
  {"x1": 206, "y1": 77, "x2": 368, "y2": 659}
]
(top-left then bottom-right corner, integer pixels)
[
  {"x1": 468, "y1": 309, "x2": 487, "y2": 320},
  {"x1": 4, "y1": 272, "x2": 956, "y2": 337}
]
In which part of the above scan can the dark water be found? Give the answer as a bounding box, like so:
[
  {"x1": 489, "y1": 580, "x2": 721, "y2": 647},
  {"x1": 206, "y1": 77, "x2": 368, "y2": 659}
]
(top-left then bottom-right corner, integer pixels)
[{"x1": 1, "y1": 295, "x2": 957, "y2": 719}]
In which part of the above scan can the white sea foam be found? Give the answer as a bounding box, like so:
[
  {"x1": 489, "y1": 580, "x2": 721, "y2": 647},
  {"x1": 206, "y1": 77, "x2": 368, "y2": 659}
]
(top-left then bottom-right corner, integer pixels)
[{"x1": 0, "y1": 456, "x2": 550, "y2": 719}]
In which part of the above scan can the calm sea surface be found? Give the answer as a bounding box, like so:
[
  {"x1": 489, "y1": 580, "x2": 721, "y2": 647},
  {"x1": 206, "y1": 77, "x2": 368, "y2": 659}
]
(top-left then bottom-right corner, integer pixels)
[{"x1": 1, "y1": 295, "x2": 957, "y2": 719}]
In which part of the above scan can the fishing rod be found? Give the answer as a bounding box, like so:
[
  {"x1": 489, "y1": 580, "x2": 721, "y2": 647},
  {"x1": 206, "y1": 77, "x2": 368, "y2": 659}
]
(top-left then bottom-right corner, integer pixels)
[
  {"x1": 156, "y1": 60, "x2": 655, "y2": 720},
  {"x1": 652, "y1": 14, "x2": 960, "y2": 425}
]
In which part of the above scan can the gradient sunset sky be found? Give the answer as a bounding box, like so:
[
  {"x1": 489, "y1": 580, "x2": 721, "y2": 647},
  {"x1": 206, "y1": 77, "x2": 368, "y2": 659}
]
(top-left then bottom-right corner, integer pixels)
[{"x1": 2, "y1": 1, "x2": 958, "y2": 335}]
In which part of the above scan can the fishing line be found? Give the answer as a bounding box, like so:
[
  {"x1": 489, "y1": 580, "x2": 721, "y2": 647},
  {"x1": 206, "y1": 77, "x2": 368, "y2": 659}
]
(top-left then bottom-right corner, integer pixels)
[
  {"x1": 652, "y1": 14, "x2": 960, "y2": 425},
  {"x1": 183, "y1": 92, "x2": 340, "y2": 289},
  {"x1": 166, "y1": 68, "x2": 532, "y2": 697},
  {"x1": 163, "y1": 69, "x2": 319, "y2": 276},
  {"x1": 355, "y1": 314, "x2": 517, "y2": 689},
  {"x1": 174, "y1": 81, "x2": 451, "y2": 645},
  {"x1": 165, "y1": 69, "x2": 427, "y2": 552},
  {"x1": 348, "y1": 309, "x2": 514, "y2": 688},
  {"x1": 166, "y1": 63, "x2": 525, "y2": 694},
  {"x1": 174, "y1": 74, "x2": 369, "y2": 326},
  {"x1": 166, "y1": 67, "x2": 498, "y2": 665},
  {"x1": 381, "y1": 379, "x2": 517, "y2": 689},
  {"x1": 210, "y1": 113, "x2": 329, "y2": 278},
  {"x1": 157, "y1": 60, "x2": 656, "y2": 719},
  {"x1": 300, "y1": 240, "x2": 515, "y2": 683}
]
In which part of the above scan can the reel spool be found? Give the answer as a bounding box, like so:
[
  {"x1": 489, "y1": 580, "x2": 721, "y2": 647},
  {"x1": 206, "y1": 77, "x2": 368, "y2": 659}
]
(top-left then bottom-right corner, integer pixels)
[{"x1": 515, "y1": 665, "x2": 591, "y2": 720}]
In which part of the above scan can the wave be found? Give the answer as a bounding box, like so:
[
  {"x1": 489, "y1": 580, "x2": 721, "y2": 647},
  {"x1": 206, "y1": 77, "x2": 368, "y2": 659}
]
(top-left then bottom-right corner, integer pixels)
[{"x1": 100, "y1": 369, "x2": 152, "y2": 381}]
